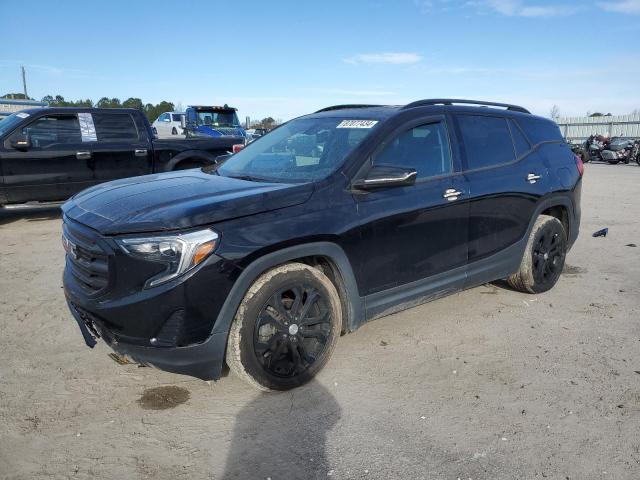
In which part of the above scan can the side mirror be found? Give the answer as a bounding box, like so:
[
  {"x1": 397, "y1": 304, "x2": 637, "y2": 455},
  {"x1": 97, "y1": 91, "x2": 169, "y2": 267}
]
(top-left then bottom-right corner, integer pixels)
[
  {"x1": 352, "y1": 165, "x2": 417, "y2": 190},
  {"x1": 10, "y1": 133, "x2": 31, "y2": 151},
  {"x1": 181, "y1": 116, "x2": 186, "y2": 128}
]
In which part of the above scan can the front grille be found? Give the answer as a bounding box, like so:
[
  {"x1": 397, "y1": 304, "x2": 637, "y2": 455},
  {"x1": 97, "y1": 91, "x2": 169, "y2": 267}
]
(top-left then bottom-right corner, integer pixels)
[{"x1": 63, "y1": 221, "x2": 110, "y2": 295}]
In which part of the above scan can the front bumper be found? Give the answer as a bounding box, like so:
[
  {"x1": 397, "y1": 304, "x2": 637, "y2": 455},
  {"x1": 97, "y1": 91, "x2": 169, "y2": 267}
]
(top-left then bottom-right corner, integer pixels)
[
  {"x1": 62, "y1": 217, "x2": 241, "y2": 380},
  {"x1": 67, "y1": 299, "x2": 229, "y2": 380}
]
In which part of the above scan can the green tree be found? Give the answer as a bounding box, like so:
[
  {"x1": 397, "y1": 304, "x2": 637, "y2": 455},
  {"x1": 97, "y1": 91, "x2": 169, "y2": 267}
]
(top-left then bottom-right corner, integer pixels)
[
  {"x1": 122, "y1": 97, "x2": 144, "y2": 111},
  {"x1": 96, "y1": 97, "x2": 122, "y2": 108}
]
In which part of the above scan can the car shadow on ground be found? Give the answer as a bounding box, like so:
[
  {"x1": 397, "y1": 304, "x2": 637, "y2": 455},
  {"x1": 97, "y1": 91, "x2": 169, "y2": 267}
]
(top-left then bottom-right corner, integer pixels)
[
  {"x1": 221, "y1": 380, "x2": 341, "y2": 479},
  {"x1": 0, "y1": 206, "x2": 62, "y2": 226}
]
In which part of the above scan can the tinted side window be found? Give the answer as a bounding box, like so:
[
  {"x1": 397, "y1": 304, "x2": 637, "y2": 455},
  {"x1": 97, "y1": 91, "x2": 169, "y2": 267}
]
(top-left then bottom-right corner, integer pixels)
[
  {"x1": 172, "y1": 114, "x2": 183, "y2": 122},
  {"x1": 457, "y1": 115, "x2": 515, "y2": 170},
  {"x1": 374, "y1": 122, "x2": 451, "y2": 179},
  {"x1": 93, "y1": 113, "x2": 139, "y2": 142},
  {"x1": 21, "y1": 115, "x2": 81, "y2": 149},
  {"x1": 516, "y1": 117, "x2": 563, "y2": 144},
  {"x1": 509, "y1": 119, "x2": 531, "y2": 157}
]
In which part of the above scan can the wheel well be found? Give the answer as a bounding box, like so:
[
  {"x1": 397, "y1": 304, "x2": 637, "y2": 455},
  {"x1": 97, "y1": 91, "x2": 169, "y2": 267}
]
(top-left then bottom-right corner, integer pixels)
[
  {"x1": 173, "y1": 158, "x2": 206, "y2": 170},
  {"x1": 541, "y1": 205, "x2": 569, "y2": 238},
  {"x1": 288, "y1": 255, "x2": 351, "y2": 335}
]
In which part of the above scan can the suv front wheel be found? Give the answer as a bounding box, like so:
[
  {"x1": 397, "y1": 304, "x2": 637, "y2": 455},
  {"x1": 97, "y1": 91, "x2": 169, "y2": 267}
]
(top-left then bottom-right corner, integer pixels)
[
  {"x1": 507, "y1": 214, "x2": 567, "y2": 294},
  {"x1": 226, "y1": 262, "x2": 341, "y2": 391}
]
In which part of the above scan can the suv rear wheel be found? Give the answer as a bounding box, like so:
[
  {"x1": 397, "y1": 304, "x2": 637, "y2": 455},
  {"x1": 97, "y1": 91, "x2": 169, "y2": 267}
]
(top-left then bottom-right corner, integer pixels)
[
  {"x1": 507, "y1": 215, "x2": 567, "y2": 294},
  {"x1": 226, "y1": 263, "x2": 341, "y2": 391}
]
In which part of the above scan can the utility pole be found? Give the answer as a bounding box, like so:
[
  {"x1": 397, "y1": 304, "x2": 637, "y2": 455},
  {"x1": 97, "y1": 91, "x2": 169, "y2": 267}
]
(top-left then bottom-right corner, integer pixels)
[{"x1": 21, "y1": 66, "x2": 28, "y2": 99}]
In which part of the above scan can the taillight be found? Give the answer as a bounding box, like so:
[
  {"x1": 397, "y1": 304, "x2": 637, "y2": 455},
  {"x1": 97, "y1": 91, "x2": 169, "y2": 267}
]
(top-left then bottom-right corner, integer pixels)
[
  {"x1": 575, "y1": 154, "x2": 584, "y2": 176},
  {"x1": 232, "y1": 144, "x2": 244, "y2": 154}
]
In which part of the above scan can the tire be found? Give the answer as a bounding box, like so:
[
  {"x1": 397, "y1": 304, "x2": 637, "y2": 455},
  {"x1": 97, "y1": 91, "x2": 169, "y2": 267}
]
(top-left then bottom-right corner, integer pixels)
[
  {"x1": 152, "y1": 127, "x2": 157, "y2": 135},
  {"x1": 226, "y1": 262, "x2": 341, "y2": 391},
  {"x1": 171, "y1": 127, "x2": 177, "y2": 135},
  {"x1": 507, "y1": 215, "x2": 567, "y2": 294}
]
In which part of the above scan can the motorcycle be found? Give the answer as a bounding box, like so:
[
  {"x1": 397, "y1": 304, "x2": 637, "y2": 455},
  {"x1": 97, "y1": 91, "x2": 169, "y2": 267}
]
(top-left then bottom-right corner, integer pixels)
[
  {"x1": 601, "y1": 137, "x2": 635, "y2": 164},
  {"x1": 582, "y1": 135, "x2": 609, "y2": 163}
]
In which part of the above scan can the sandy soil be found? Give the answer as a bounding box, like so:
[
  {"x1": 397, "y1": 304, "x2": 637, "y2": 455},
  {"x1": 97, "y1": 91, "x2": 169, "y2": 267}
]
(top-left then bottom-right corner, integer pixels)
[{"x1": 1, "y1": 163, "x2": 639, "y2": 479}]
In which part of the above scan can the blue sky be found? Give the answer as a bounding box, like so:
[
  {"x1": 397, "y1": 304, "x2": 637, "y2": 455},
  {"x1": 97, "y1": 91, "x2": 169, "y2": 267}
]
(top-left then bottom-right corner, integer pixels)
[{"x1": 1, "y1": 0, "x2": 639, "y2": 121}]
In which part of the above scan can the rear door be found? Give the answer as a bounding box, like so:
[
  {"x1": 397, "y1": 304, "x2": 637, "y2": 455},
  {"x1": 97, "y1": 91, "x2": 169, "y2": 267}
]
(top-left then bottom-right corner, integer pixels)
[
  {"x1": 90, "y1": 112, "x2": 152, "y2": 182},
  {"x1": 2, "y1": 113, "x2": 94, "y2": 202},
  {"x1": 352, "y1": 116, "x2": 469, "y2": 297},
  {"x1": 456, "y1": 113, "x2": 550, "y2": 269}
]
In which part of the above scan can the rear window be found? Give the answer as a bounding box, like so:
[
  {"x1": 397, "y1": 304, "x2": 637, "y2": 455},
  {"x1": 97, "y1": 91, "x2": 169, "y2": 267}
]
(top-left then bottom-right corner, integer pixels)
[
  {"x1": 515, "y1": 117, "x2": 563, "y2": 144},
  {"x1": 93, "y1": 113, "x2": 139, "y2": 142},
  {"x1": 457, "y1": 115, "x2": 515, "y2": 170},
  {"x1": 509, "y1": 119, "x2": 531, "y2": 157}
]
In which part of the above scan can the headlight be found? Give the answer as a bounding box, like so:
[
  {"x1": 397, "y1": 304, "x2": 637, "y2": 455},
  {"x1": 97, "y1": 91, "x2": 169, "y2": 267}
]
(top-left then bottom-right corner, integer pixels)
[{"x1": 116, "y1": 229, "x2": 218, "y2": 288}]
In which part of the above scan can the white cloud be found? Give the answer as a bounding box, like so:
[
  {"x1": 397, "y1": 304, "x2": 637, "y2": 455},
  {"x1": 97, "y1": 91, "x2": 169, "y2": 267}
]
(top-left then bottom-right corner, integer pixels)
[
  {"x1": 474, "y1": 0, "x2": 580, "y2": 17},
  {"x1": 597, "y1": 0, "x2": 640, "y2": 14},
  {"x1": 343, "y1": 52, "x2": 423, "y2": 65},
  {"x1": 299, "y1": 87, "x2": 397, "y2": 96}
]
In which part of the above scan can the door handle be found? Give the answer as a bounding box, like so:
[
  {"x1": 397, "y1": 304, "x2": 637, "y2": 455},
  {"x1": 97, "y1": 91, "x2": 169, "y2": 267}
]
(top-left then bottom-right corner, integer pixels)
[
  {"x1": 135, "y1": 149, "x2": 148, "y2": 157},
  {"x1": 526, "y1": 173, "x2": 541, "y2": 184},
  {"x1": 443, "y1": 188, "x2": 462, "y2": 201},
  {"x1": 76, "y1": 151, "x2": 91, "y2": 160}
]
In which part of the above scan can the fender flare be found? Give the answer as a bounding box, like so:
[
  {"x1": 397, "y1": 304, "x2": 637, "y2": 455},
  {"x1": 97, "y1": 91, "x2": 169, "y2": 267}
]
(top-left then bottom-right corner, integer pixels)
[
  {"x1": 526, "y1": 194, "x2": 577, "y2": 246},
  {"x1": 165, "y1": 150, "x2": 223, "y2": 171},
  {"x1": 210, "y1": 242, "x2": 364, "y2": 337}
]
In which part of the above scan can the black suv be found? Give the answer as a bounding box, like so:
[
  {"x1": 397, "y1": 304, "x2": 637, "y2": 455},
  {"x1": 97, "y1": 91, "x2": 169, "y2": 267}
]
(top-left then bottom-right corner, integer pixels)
[{"x1": 62, "y1": 99, "x2": 582, "y2": 391}]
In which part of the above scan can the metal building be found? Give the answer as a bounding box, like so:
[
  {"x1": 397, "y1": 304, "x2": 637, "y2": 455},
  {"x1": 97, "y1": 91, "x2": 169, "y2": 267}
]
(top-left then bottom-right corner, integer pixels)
[
  {"x1": 556, "y1": 113, "x2": 640, "y2": 142},
  {"x1": 0, "y1": 98, "x2": 48, "y2": 118}
]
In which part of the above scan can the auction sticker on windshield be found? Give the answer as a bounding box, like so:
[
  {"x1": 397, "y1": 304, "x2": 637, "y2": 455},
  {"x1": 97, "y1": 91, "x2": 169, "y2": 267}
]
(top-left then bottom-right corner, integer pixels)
[{"x1": 336, "y1": 120, "x2": 378, "y2": 129}]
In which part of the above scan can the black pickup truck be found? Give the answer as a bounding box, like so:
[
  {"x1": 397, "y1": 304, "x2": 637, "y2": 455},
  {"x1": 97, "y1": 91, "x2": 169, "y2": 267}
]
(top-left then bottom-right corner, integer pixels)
[{"x1": 0, "y1": 107, "x2": 244, "y2": 206}]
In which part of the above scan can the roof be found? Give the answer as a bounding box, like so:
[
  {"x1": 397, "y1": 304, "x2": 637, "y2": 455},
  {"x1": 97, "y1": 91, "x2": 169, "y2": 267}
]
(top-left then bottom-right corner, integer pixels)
[{"x1": 307, "y1": 98, "x2": 545, "y2": 123}]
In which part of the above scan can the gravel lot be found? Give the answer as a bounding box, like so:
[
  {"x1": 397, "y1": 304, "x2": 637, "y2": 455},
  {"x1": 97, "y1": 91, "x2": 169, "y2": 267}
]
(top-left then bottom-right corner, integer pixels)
[{"x1": 1, "y1": 163, "x2": 639, "y2": 479}]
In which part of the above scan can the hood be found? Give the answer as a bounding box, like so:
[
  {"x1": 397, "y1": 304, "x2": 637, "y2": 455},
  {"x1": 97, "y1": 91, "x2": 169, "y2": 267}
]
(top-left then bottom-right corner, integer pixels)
[
  {"x1": 62, "y1": 170, "x2": 314, "y2": 235},
  {"x1": 196, "y1": 125, "x2": 245, "y2": 137}
]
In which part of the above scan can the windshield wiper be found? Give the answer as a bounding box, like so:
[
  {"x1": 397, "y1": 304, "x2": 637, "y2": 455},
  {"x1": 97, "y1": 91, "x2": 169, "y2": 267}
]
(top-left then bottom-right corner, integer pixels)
[{"x1": 226, "y1": 174, "x2": 274, "y2": 183}]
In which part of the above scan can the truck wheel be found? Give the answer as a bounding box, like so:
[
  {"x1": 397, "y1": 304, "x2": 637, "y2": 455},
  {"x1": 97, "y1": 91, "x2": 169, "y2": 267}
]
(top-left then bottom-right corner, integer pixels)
[
  {"x1": 507, "y1": 215, "x2": 567, "y2": 294},
  {"x1": 226, "y1": 263, "x2": 341, "y2": 391},
  {"x1": 171, "y1": 127, "x2": 178, "y2": 135}
]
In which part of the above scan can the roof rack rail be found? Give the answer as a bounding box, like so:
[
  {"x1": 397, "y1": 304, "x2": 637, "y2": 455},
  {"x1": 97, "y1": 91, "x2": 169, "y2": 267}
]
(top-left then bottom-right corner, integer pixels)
[
  {"x1": 402, "y1": 99, "x2": 530, "y2": 114},
  {"x1": 315, "y1": 104, "x2": 382, "y2": 113}
]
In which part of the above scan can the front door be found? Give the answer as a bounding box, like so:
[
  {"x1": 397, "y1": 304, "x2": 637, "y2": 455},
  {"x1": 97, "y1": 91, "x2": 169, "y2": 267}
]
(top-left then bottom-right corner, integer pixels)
[
  {"x1": 2, "y1": 113, "x2": 95, "y2": 203},
  {"x1": 352, "y1": 117, "x2": 469, "y2": 297}
]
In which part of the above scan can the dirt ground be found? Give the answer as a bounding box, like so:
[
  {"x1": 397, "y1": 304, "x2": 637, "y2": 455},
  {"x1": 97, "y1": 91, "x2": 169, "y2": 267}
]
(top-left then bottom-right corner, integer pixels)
[{"x1": 1, "y1": 163, "x2": 639, "y2": 479}]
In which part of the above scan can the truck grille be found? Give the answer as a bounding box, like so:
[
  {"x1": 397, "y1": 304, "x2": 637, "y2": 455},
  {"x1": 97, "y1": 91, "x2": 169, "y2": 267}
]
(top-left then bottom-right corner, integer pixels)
[{"x1": 63, "y1": 221, "x2": 110, "y2": 295}]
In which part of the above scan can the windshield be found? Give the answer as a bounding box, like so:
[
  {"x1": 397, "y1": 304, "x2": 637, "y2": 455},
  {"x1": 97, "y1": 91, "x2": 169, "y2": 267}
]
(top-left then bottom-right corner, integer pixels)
[
  {"x1": 197, "y1": 110, "x2": 240, "y2": 128},
  {"x1": 217, "y1": 117, "x2": 378, "y2": 183},
  {"x1": 0, "y1": 112, "x2": 28, "y2": 137}
]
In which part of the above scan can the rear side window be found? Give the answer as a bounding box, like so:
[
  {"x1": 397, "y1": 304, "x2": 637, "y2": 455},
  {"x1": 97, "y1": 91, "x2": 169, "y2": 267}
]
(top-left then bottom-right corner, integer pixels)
[
  {"x1": 92, "y1": 113, "x2": 139, "y2": 142},
  {"x1": 509, "y1": 119, "x2": 531, "y2": 157},
  {"x1": 172, "y1": 114, "x2": 183, "y2": 122},
  {"x1": 516, "y1": 117, "x2": 563, "y2": 144},
  {"x1": 374, "y1": 122, "x2": 452, "y2": 179},
  {"x1": 457, "y1": 115, "x2": 515, "y2": 170}
]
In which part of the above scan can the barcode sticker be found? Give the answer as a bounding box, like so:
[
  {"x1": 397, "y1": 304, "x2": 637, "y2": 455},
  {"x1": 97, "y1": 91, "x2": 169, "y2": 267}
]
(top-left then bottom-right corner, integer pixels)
[{"x1": 336, "y1": 120, "x2": 378, "y2": 129}]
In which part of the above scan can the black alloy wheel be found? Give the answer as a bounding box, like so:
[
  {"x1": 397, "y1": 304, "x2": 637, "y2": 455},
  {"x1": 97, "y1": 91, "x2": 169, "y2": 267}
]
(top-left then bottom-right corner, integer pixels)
[
  {"x1": 254, "y1": 284, "x2": 332, "y2": 378},
  {"x1": 532, "y1": 229, "x2": 564, "y2": 285}
]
